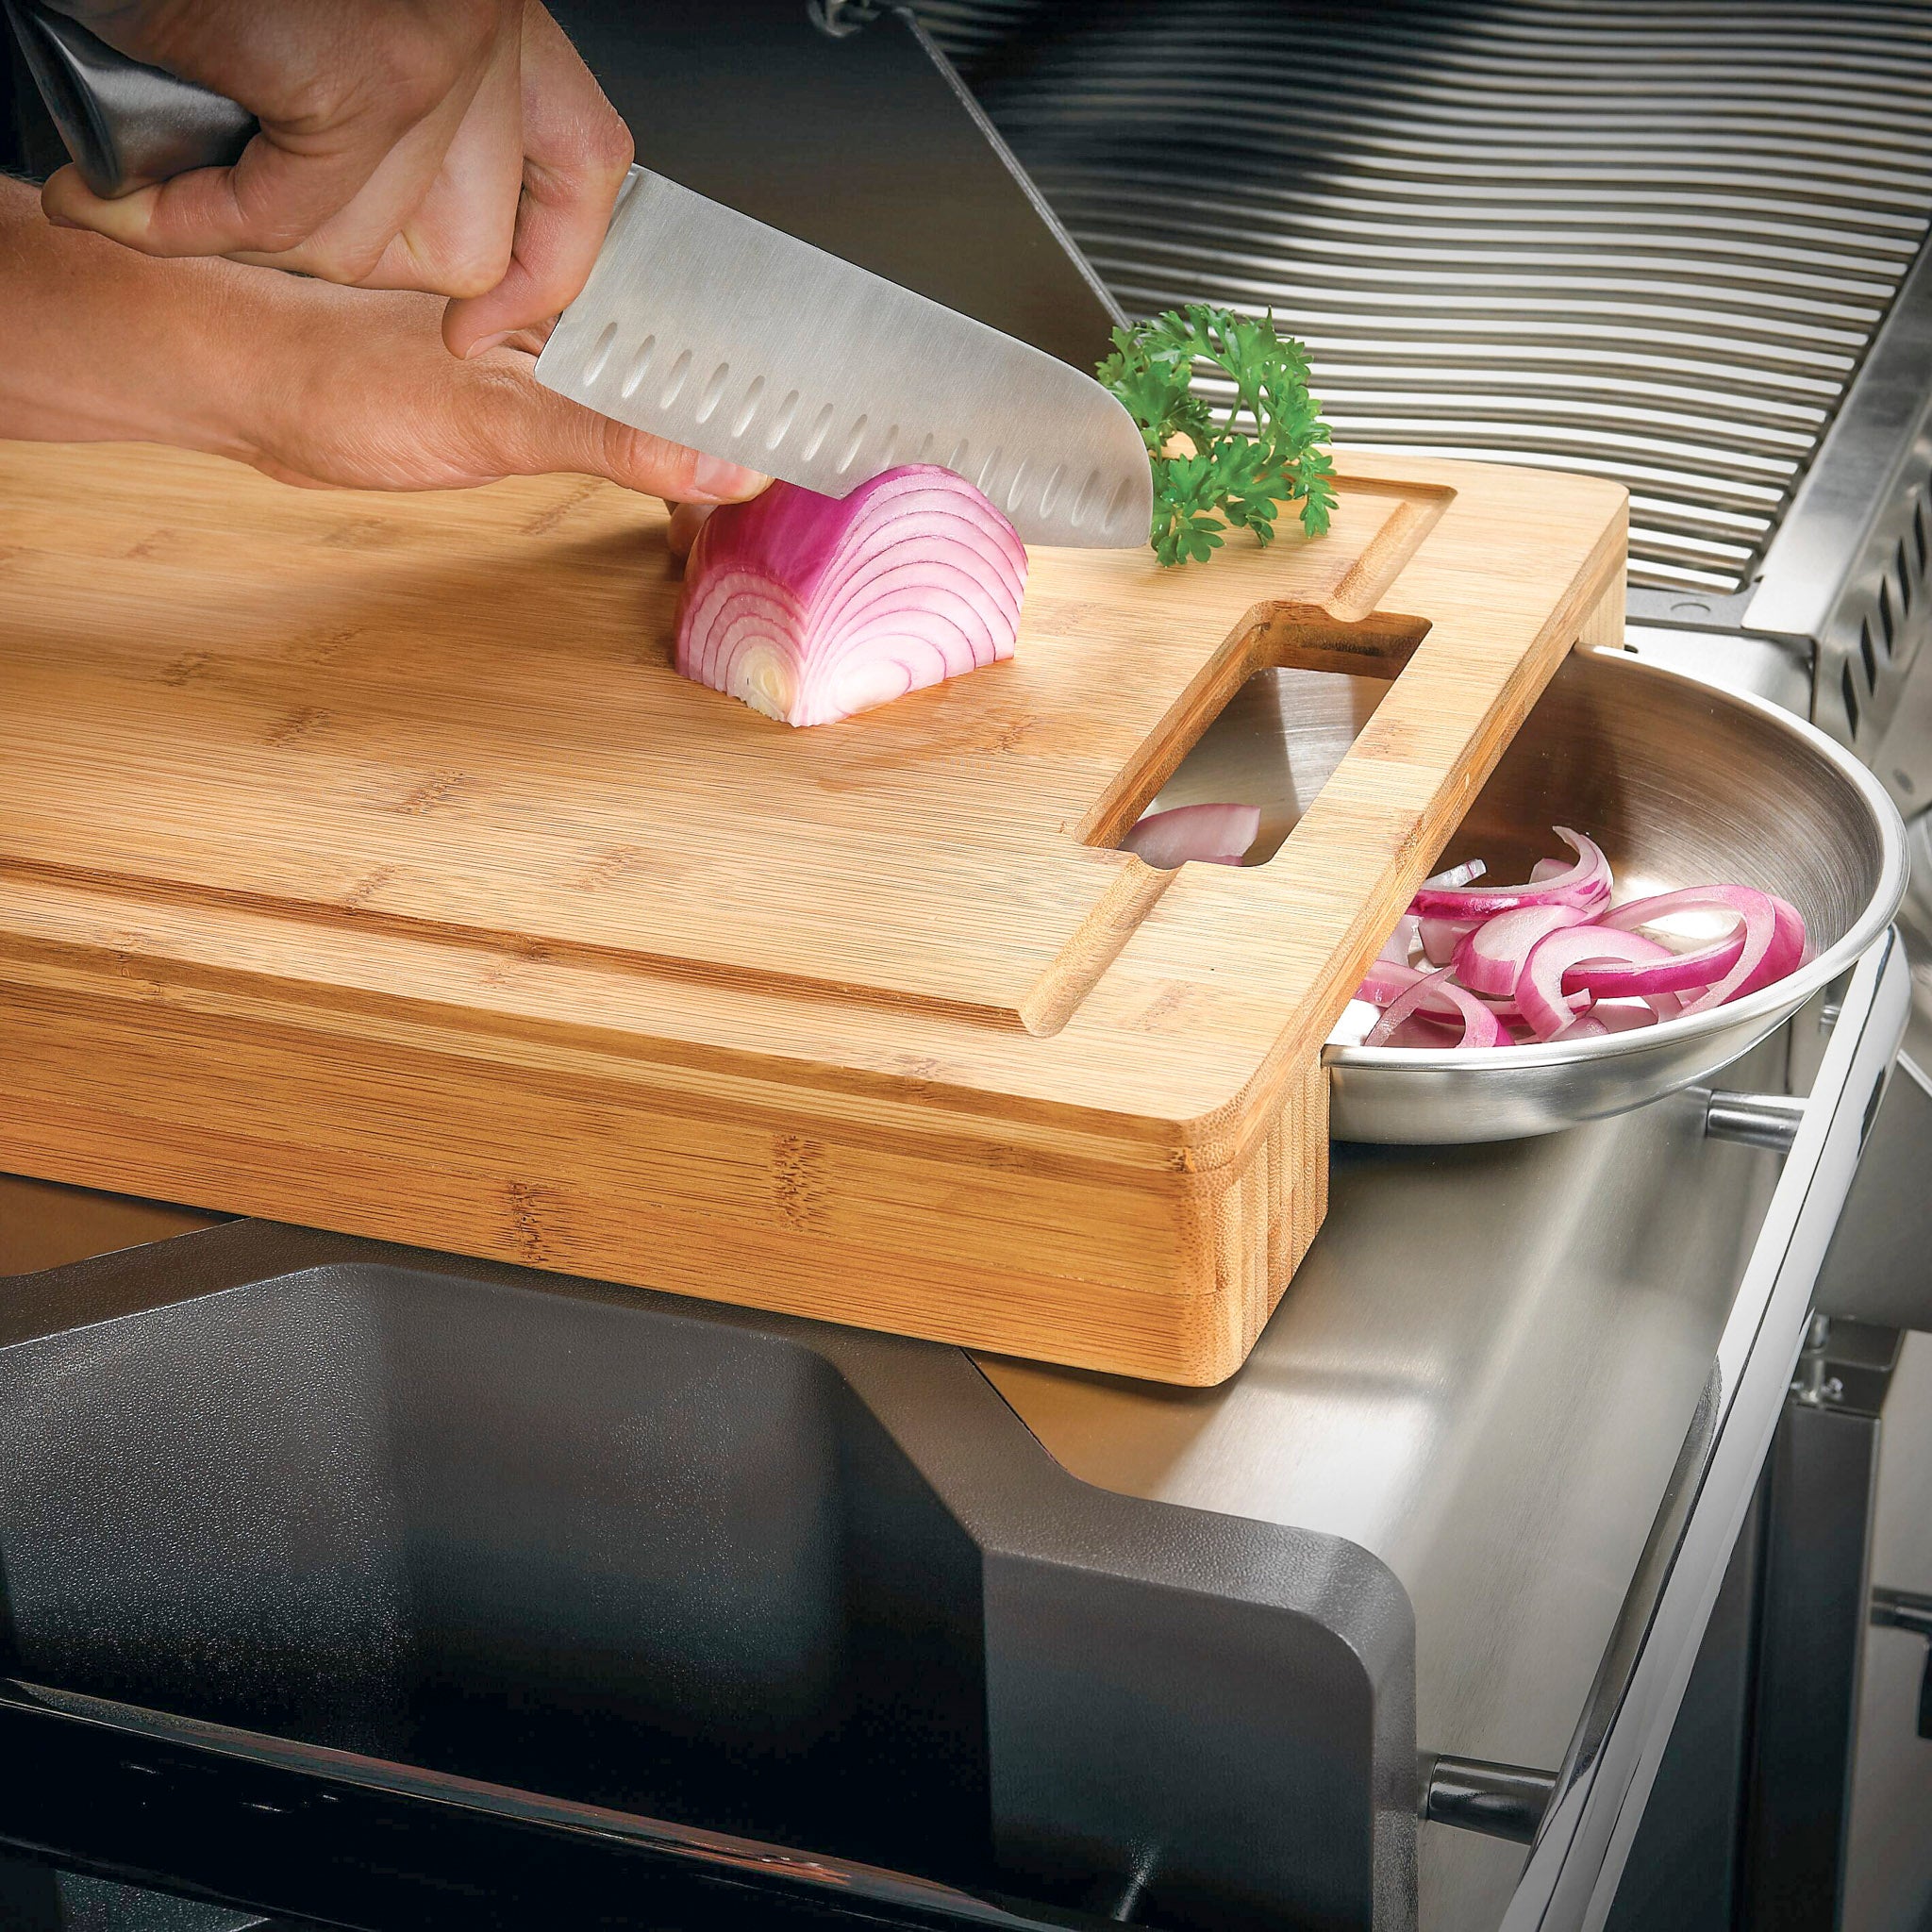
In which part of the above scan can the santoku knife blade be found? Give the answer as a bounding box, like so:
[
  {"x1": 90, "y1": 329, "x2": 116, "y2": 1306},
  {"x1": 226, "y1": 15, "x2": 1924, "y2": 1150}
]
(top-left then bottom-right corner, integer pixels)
[{"x1": 534, "y1": 168, "x2": 1152, "y2": 549}]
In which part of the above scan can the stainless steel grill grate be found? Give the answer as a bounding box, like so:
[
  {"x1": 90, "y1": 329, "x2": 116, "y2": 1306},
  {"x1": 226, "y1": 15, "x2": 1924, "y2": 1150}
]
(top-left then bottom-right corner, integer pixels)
[{"x1": 915, "y1": 0, "x2": 1932, "y2": 594}]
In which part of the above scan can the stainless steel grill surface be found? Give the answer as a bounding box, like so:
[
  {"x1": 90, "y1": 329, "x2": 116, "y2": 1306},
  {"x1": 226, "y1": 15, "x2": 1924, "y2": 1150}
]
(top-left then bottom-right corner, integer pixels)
[{"x1": 916, "y1": 0, "x2": 1932, "y2": 595}]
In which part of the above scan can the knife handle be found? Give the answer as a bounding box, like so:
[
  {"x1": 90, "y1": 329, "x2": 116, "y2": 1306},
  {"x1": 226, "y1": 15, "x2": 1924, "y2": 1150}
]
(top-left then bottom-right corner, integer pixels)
[{"x1": 4, "y1": 0, "x2": 256, "y2": 197}]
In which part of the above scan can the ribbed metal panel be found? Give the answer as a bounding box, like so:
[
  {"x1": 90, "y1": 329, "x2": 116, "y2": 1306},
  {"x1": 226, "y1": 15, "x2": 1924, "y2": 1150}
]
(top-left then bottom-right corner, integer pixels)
[{"x1": 915, "y1": 0, "x2": 1932, "y2": 593}]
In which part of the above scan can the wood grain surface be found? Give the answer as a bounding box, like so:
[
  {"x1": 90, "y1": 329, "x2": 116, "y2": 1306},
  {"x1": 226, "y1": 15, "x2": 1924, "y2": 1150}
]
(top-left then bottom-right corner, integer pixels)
[{"x1": 0, "y1": 441, "x2": 1625, "y2": 1381}]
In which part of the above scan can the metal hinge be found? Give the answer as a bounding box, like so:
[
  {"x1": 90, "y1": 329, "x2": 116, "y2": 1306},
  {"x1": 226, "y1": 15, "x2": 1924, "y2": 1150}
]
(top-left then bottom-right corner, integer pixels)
[{"x1": 1789, "y1": 1311, "x2": 1845, "y2": 1407}]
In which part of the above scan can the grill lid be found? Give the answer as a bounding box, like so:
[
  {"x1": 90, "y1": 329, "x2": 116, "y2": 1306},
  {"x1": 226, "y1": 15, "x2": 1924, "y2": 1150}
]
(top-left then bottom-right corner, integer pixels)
[{"x1": 918, "y1": 0, "x2": 1932, "y2": 595}]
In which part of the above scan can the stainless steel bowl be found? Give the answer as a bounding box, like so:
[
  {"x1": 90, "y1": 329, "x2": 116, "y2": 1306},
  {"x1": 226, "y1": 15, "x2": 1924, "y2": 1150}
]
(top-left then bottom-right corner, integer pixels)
[{"x1": 1148, "y1": 647, "x2": 1907, "y2": 1142}]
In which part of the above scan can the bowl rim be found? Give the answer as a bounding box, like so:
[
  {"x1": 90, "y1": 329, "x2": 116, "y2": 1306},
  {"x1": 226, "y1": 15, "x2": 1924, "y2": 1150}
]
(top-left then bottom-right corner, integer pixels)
[{"x1": 1324, "y1": 651, "x2": 1910, "y2": 1074}]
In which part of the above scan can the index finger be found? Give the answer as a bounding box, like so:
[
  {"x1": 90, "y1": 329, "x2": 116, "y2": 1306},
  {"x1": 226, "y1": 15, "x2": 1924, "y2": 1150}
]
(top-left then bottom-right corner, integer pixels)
[{"x1": 441, "y1": 5, "x2": 631, "y2": 357}]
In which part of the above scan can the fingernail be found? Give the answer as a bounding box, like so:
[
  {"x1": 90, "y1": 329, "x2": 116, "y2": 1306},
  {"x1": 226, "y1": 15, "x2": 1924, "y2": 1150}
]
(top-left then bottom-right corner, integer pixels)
[
  {"x1": 692, "y1": 453, "x2": 771, "y2": 501},
  {"x1": 44, "y1": 212, "x2": 78, "y2": 229},
  {"x1": 463, "y1": 329, "x2": 513, "y2": 359}
]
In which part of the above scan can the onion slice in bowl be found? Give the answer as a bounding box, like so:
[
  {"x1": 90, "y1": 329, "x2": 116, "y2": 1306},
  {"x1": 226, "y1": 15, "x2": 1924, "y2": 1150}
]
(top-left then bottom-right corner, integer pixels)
[
  {"x1": 1122, "y1": 802, "x2": 1261, "y2": 868},
  {"x1": 1383, "y1": 861, "x2": 1486, "y2": 965},
  {"x1": 1595, "y1": 887, "x2": 1805, "y2": 1009},
  {"x1": 1419, "y1": 915, "x2": 1479, "y2": 968},
  {"x1": 1453, "y1": 901, "x2": 1595, "y2": 996},
  {"x1": 1519, "y1": 926, "x2": 1679, "y2": 1040},
  {"x1": 675, "y1": 465, "x2": 1028, "y2": 727},
  {"x1": 1351, "y1": 828, "x2": 1809, "y2": 1053},
  {"x1": 1408, "y1": 827, "x2": 1611, "y2": 919},
  {"x1": 1365, "y1": 969, "x2": 1510, "y2": 1049}
]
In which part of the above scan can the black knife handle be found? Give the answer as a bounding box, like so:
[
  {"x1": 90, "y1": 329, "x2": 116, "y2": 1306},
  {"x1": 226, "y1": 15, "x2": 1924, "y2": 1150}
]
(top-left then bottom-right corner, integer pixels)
[{"x1": 3, "y1": 0, "x2": 255, "y2": 196}]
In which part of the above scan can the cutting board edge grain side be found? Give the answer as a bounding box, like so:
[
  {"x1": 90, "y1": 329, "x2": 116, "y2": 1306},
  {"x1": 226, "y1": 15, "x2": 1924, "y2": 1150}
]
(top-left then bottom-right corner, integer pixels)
[
  {"x1": 0, "y1": 977, "x2": 1333, "y2": 1383},
  {"x1": 0, "y1": 442, "x2": 1629, "y2": 1382}
]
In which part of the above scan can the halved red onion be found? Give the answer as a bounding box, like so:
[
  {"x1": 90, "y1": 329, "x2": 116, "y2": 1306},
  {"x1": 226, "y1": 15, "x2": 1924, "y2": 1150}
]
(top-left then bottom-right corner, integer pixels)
[
  {"x1": 675, "y1": 465, "x2": 1027, "y2": 726},
  {"x1": 1122, "y1": 802, "x2": 1261, "y2": 868},
  {"x1": 1453, "y1": 902, "x2": 1595, "y2": 996},
  {"x1": 1408, "y1": 827, "x2": 1611, "y2": 919},
  {"x1": 1519, "y1": 926, "x2": 1678, "y2": 1040},
  {"x1": 1365, "y1": 969, "x2": 1510, "y2": 1049}
]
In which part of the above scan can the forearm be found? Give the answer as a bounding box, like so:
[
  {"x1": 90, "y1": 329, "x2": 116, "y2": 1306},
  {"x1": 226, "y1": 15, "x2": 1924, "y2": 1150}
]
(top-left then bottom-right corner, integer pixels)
[
  {"x1": 0, "y1": 173, "x2": 765, "y2": 503},
  {"x1": 0, "y1": 175, "x2": 258, "y2": 458}
]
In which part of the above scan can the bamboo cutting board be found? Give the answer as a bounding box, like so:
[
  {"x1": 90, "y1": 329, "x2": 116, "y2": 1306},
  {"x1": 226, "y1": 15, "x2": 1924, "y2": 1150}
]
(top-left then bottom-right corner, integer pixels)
[{"x1": 0, "y1": 442, "x2": 1624, "y2": 1382}]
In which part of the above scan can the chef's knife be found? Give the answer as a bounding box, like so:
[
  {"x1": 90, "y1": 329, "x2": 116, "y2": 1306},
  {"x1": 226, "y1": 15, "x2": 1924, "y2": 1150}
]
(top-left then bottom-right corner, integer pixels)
[
  {"x1": 533, "y1": 165, "x2": 1150, "y2": 546},
  {"x1": 5, "y1": 0, "x2": 1154, "y2": 548}
]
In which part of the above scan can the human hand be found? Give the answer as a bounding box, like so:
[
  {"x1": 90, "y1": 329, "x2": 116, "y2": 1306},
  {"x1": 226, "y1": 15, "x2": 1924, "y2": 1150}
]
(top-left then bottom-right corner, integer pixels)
[
  {"x1": 0, "y1": 175, "x2": 768, "y2": 506},
  {"x1": 241, "y1": 281, "x2": 770, "y2": 499},
  {"x1": 36, "y1": 0, "x2": 628, "y2": 358}
]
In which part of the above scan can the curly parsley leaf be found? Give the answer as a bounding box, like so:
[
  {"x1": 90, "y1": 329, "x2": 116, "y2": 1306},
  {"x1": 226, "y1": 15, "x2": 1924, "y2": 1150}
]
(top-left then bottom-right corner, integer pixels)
[{"x1": 1097, "y1": 304, "x2": 1336, "y2": 567}]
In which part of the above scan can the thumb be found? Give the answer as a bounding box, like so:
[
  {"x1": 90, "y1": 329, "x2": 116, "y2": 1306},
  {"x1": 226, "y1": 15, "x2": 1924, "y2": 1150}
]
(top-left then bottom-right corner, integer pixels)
[
  {"x1": 603, "y1": 424, "x2": 770, "y2": 505},
  {"x1": 494, "y1": 368, "x2": 769, "y2": 501},
  {"x1": 461, "y1": 352, "x2": 771, "y2": 502}
]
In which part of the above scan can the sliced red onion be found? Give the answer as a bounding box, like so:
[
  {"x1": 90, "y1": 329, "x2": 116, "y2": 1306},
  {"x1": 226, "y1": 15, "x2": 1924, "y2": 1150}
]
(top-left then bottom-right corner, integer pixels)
[
  {"x1": 1122, "y1": 802, "x2": 1261, "y2": 868},
  {"x1": 1378, "y1": 918, "x2": 1419, "y2": 967},
  {"x1": 1681, "y1": 894, "x2": 1807, "y2": 1013},
  {"x1": 1384, "y1": 861, "x2": 1486, "y2": 965},
  {"x1": 1519, "y1": 926, "x2": 1677, "y2": 1040},
  {"x1": 1358, "y1": 833, "x2": 1807, "y2": 1055},
  {"x1": 1453, "y1": 902, "x2": 1595, "y2": 996},
  {"x1": 1357, "y1": 959, "x2": 1502, "y2": 1022},
  {"x1": 1383, "y1": 1014, "x2": 1465, "y2": 1047},
  {"x1": 675, "y1": 465, "x2": 1027, "y2": 727},
  {"x1": 1365, "y1": 969, "x2": 1510, "y2": 1049},
  {"x1": 1593, "y1": 887, "x2": 1804, "y2": 1010},
  {"x1": 1408, "y1": 827, "x2": 1611, "y2": 919},
  {"x1": 1418, "y1": 915, "x2": 1479, "y2": 967},
  {"x1": 1357, "y1": 961, "x2": 1505, "y2": 1029},
  {"x1": 1549, "y1": 1012, "x2": 1610, "y2": 1041},
  {"x1": 1357, "y1": 959, "x2": 1426, "y2": 1008}
]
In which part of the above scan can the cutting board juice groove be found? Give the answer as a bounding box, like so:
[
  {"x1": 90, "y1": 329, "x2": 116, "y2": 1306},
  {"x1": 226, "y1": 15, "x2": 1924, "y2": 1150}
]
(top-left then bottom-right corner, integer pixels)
[{"x1": 0, "y1": 442, "x2": 1626, "y2": 1382}]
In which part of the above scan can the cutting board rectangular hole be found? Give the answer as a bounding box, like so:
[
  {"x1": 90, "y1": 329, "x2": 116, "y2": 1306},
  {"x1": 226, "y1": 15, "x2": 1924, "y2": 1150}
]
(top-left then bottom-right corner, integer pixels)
[
  {"x1": 1019, "y1": 647, "x2": 1420, "y2": 1039},
  {"x1": 1143, "y1": 664, "x2": 1401, "y2": 868},
  {"x1": 1083, "y1": 608, "x2": 1429, "y2": 862}
]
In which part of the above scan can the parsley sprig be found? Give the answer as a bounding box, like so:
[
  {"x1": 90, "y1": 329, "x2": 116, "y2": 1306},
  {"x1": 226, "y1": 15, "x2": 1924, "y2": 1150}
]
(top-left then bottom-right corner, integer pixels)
[{"x1": 1098, "y1": 305, "x2": 1337, "y2": 567}]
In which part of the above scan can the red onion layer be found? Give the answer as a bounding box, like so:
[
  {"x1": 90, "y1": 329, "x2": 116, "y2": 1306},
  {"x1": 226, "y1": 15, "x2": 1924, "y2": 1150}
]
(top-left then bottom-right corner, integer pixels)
[
  {"x1": 1601, "y1": 888, "x2": 1806, "y2": 1013},
  {"x1": 675, "y1": 465, "x2": 1027, "y2": 727},
  {"x1": 1453, "y1": 902, "x2": 1594, "y2": 996},
  {"x1": 1408, "y1": 827, "x2": 1611, "y2": 919},
  {"x1": 1519, "y1": 926, "x2": 1676, "y2": 1040},
  {"x1": 1122, "y1": 802, "x2": 1261, "y2": 868},
  {"x1": 1353, "y1": 825, "x2": 1808, "y2": 1051},
  {"x1": 1365, "y1": 969, "x2": 1511, "y2": 1049}
]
